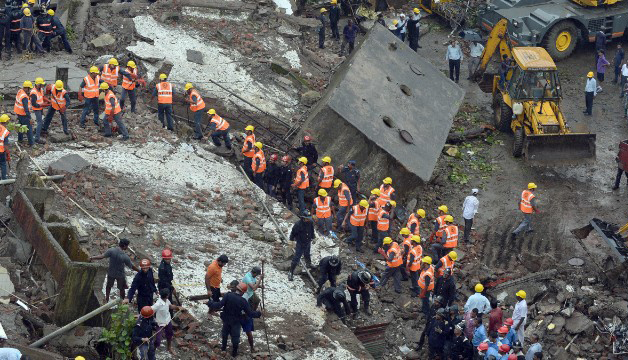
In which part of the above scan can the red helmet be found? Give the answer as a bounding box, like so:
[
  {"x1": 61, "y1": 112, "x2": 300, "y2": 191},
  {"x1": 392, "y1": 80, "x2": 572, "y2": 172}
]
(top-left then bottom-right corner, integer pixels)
[
  {"x1": 140, "y1": 306, "x2": 154, "y2": 318},
  {"x1": 498, "y1": 326, "x2": 508, "y2": 334},
  {"x1": 504, "y1": 318, "x2": 514, "y2": 326},
  {"x1": 161, "y1": 249, "x2": 173, "y2": 259},
  {"x1": 140, "y1": 259, "x2": 151, "y2": 269},
  {"x1": 499, "y1": 344, "x2": 510, "y2": 353},
  {"x1": 236, "y1": 282, "x2": 248, "y2": 293},
  {"x1": 303, "y1": 135, "x2": 311, "y2": 141},
  {"x1": 281, "y1": 155, "x2": 291, "y2": 163},
  {"x1": 477, "y1": 343, "x2": 489, "y2": 351},
  {"x1": 508, "y1": 355, "x2": 517, "y2": 360},
  {"x1": 270, "y1": 154, "x2": 279, "y2": 161}
]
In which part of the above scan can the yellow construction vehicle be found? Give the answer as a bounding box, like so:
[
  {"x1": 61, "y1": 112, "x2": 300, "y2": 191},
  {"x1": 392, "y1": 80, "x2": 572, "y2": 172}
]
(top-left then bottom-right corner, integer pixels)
[{"x1": 471, "y1": 18, "x2": 596, "y2": 163}]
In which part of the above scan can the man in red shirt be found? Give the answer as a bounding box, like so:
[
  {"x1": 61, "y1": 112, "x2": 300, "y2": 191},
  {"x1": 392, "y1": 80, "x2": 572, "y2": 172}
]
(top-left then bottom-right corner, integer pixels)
[{"x1": 488, "y1": 299, "x2": 503, "y2": 334}]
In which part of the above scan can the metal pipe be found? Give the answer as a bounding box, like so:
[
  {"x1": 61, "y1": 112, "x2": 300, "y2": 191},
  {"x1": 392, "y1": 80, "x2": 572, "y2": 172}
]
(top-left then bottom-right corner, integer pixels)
[{"x1": 0, "y1": 175, "x2": 64, "y2": 185}]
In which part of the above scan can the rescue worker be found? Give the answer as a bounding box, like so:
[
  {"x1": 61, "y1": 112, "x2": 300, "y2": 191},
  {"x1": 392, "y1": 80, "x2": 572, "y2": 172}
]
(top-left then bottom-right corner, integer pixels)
[
  {"x1": 124, "y1": 259, "x2": 158, "y2": 313},
  {"x1": 407, "y1": 8, "x2": 421, "y2": 51},
  {"x1": 157, "y1": 249, "x2": 175, "y2": 303},
  {"x1": 497, "y1": 326, "x2": 511, "y2": 346},
  {"x1": 406, "y1": 235, "x2": 423, "y2": 296},
  {"x1": 78, "y1": 66, "x2": 101, "y2": 128},
  {"x1": 8, "y1": 6, "x2": 22, "y2": 56},
  {"x1": 431, "y1": 215, "x2": 458, "y2": 262},
  {"x1": 419, "y1": 256, "x2": 435, "y2": 318},
  {"x1": 14, "y1": 81, "x2": 34, "y2": 146},
  {"x1": 278, "y1": 155, "x2": 293, "y2": 209},
  {"x1": 342, "y1": 199, "x2": 368, "y2": 252},
  {"x1": 317, "y1": 156, "x2": 334, "y2": 191},
  {"x1": 208, "y1": 282, "x2": 262, "y2": 357},
  {"x1": 339, "y1": 160, "x2": 360, "y2": 200},
  {"x1": 20, "y1": 8, "x2": 44, "y2": 54},
  {"x1": 318, "y1": 8, "x2": 328, "y2": 49},
  {"x1": 31, "y1": 77, "x2": 49, "y2": 145},
  {"x1": 264, "y1": 154, "x2": 281, "y2": 196},
  {"x1": 207, "y1": 108, "x2": 232, "y2": 150},
  {"x1": 407, "y1": 208, "x2": 426, "y2": 236},
  {"x1": 376, "y1": 177, "x2": 396, "y2": 208},
  {"x1": 36, "y1": 9, "x2": 53, "y2": 51},
  {"x1": 89, "y1": 238, "x2": 138, "y2": 302},
  {"x1": 449, "y1": 324, "x2": 474, "y2": 359},
  {"x1": 288, "y1": 210, "x2": 315, "y2": 281},
  {"x1": 430, "y1": 205, "x2": 449, "y2": 244},
  {"x1": 100, "y1": 82, "x2": 130, "y2": 140},
  {"x1": 42, "y1": 80, "x2": 70, "y2": 138},
  {"x1": 100, "y1": 58, "x2": 120, "y2": 88},
  {"x1": 205, "y1": 254, "x2": 229, "y2": 302},
  {"x1": 132, "y1": 306, "x2": 158, "y2": 360},
  {"x1": 377, "y1": 237, "x2": 403, "y2": 293},
  {"x1": 428, "y1": 308, "x2": 451, "y2": 358},
  {"x1": 511, "y1": 183, "x2": 539, "y2": 239},
  {"x1": 316, "y1": 255, "x2": 342, "y2": 294},
  {"x1": 184, "y1": 83, "x2": 205, "y2": 140},
  {"x1": 334, "y1": 179, "x2": 353, "y2": 232},
  {"x1": 435, "y1": 268, "x2": 456, "y2": 307},
  {"x1": 313, "y1": 189, "x2": 333, "y2": 235},
  {"x1": 346, "y1": 270, "x2": 373, "y2": 317},
  {"x1": 434, "y1": 251, "x2": 457, "y2": 280},
  {"x1": 49, "y1": 9, "x2": 72, "y2": 53},
  {"x1": 0, "y1": 8, "x2": 11, "y2": 60},
  {"x1": 251, "y1": 142, "x2": 266, "y2": 189},
  {"x1": 0, "y1": 115, "x2": 10, "y2": 180},
  {"x1": 151, "y1": 74, "x2": 174, "y2": 131},
  {"x1": 374, "y1": 201, "x2": 394, "y2": 252},
  {"x1": 329, "y1": 0, "x2": 340, "y2": 40},
  {"x1": 293, "y1": 135, "x2": 318, "y2": 167},
  {"x1": 151, "y1": 288, "x2": 181, "y2": 355},
  {"x1": 399, "y1": 227, "x2": 412, "y2": 274},
  {"x1": 241, "y1": 125, "x2": 256, "y2": 180},
  {"x1": 367, "y1": 188, "x2": 380, "y2": 243},
  {"x1": 317, "y1": 285, "x2": 351, "y2": 324},
  {"x1": 292, "y1": 157, "x2": 309, "y2": 212},
  {"x1": 120, "y1": 60, "x2": 140, "y2": 113}
]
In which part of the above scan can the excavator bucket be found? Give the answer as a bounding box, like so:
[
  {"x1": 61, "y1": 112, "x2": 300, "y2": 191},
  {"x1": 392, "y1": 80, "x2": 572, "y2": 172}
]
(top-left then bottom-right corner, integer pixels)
[
  {"x1": 524, "y1": 133, "x2": 596, "y2": 165},
  {"x1": 477, "y1": 73, "x2": 495, "y2": 93}
]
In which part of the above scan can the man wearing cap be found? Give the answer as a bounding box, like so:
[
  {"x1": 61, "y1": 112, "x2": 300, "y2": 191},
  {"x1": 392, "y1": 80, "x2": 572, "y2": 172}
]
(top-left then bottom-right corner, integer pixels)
[
  {"x1": 42, "y1": 80, "x2": 71, "y2": 139},
  {"x1": 329, "y1": 0, "x2": 340, "y2": 40},
  {"x1": 462, "y1": 188, "x2": 479, "y2": 243},
  {"x1": 317, "y1": 285, "x2": 351, "y2": 324},
  {"x1": 157, "y1": 249, "x2": 175, "y2": 304},
  {"x1": 100, "y1": 82, "x2": 130, "y2": 140},
  {"x1": 184, "y1": 83, "x2": 205, "y2": 140},
  {"x1": 342, "y1": 199, "x2": 369, "y2": 252},
  {"x1": 316, "y1": 255, "x2": 342, "y2": 294},
  {"x1": 427, "y1": 308, "x2": 451, "y2": 358},
  {"x1": 20, "y1": 8, "x2": 44, "y2": 54},
  {"x1": 339, "y1": 160, "x2": 360, "y2": 200},
  {"x1": 512, "y1": 290, "x2": 528, "y2": 344},
  {"x1": 293, "y1": 135, "x2": 318, "y2": 167},
  {"x1": 464, "y1": 283, "x2": 491, "y2": 317},
  {"x1": 205, "y1": 254, "x2": 229, "y2": 302},
  {"x1": 289, "y1": 210, "x2": 315, "y2": 281},
  {"x1": 435, "y1": 268, "x2": 456, "y2": 307},
  {"x1": 124, "y1": 259, "x2": 159, "y2": 313},
  {"x1": 377, "y1": 237, "x2": 403, "y2": 293},
  {"x1": 313, "y1": 188, "x2": 333, "y2": 235},
  {"x1": 207, "y1": 109, "x2": 232, "y2": 150},
  {"x1": 14, "y1": 81, "x2": 34, "y2": 146},
  {"x1": 89, "y1": 238, "x2": 139, "y2": 302},
  {"x1": 318, "y1": 8, "x2": 328, "y2": 49},
  {"x1": 151, "y1": 74, "x2": 174, "y2": 131},
  {"x1": 584, "y1": 71, "x2": 597, "y2": 115},
  {"x1": 49, "y1": 9, "x2": 72, "y2": 53},
  {"x1": 512, "y1": 183, "x2": 539, "y2": 239},
  {"x1": 30, "y1": 78, "x2": 49, "y2": 145},
  {"x1": 407, "y1": 8, "x2": 422, "y2": 51},
  {"x1": 79, "y1": 67, "x2": 103, "y2": 128}
]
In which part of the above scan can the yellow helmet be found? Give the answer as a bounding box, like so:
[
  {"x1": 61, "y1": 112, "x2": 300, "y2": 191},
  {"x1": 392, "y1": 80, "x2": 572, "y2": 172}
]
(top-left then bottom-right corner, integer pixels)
[
  {"x1": 411, "y1": 235, "x2": 421, "y2": 243},
  {"x1": 0, "y1": 114, "x2": 9, "y2": 123},
  {"x1": 516, "y1": 290, "x2": 527, "y2": 299},
  {"x1": 528, "y1": 182, "x2": 537, "y2": 189},
  {"x1": 399, "y1": 228, "x2": 410, "y2": 235},
  {"x1": 359, "y1": 199, "x2": 368, "y2": 207},
  {"x1": 331, "y1": 0, "x2": 337, "y2": 3},
  {"x1": 448, "y1": 251, "x2": 457, "y2": 261},
  {"x1": 184, "y1": 83, "x2": 194, "y2": 90},
  {"x1": 75, "y1": 357, "x2": 86, "y2": 360},
  {"x1": 208, "y1": 108, "x2": 216, "y2": 115},
  {"x1": 108, "y1": 58, "x2": 119, "y2": 66},
  {"x1": 371, "y1": 188, "x2": 380, "y2": 195},
  {"x1": 333, "y1": 179, "x2": 342, "y2": 188},
  {"x1": 23, "y1": 80, "x2": 33, "y2": 88},
  {"x1": 28, "y1": 0, "x2": 35, "y2": 4},
  {"x1": 159, "y1": 73, "x2": 168, "y2": 80},
  {"x1": 23, "y1": 8, "x2": 31, "y2": 16},
  {"x1": 389, "y1": 200, "x2": 396, "y2": 207},
  {"x1": 99, "y1": 82, "x2": 110, "y2": 90},
  {"x1": 245, "y1": 125, "x2": 255, "y2": 131},
  {"x1": 393, "y1": 20, "x2": 399, "y2": 25},
  {"x1": 438, "y1": 205, "x2": 449, "y2": 213},
  {"x1": 21, "y1": 3, "x2": 28, "y2": 8},
  {"x1": 318, "y1": 189, "x2": 328, "y2": 197},
  {"x1": 254, "y1": 142, "x2": 263, "y2": 149},
  {"x1": 382, "y1": 237, "x2": 393, "y2": 245},
  {"x1": 413, "y1": 7, "x2": 420, "y2": 13},
  {"x1": 382, "y1": 177, "x2": 392, "y2": 184},
  {"x1": 35, "y1": 77, "x2": 45, "y2": 85},
  {"x1": 587, "y1": 71, "x2": 594, "y2": 78},
  {"x1": 55, "y1": 80, "x2": 64, "y2": 90},
  {"x1": 322, "y1": 156, "x2": 331, "y2": 163},
  {"x1": 422, "y1": 256, "x2": 432, "y2": 264},
  {"x1": 475, "y1": 283, "x2": 484, "y2": 293},
  {"x1": 320, "y1": 7, "x2": 327, "y2": 12},
  {"x1": 127, "y1": 60, "x2": 136, "y2": 68},
  {"x1": 90, "y1": 66, "x2": 100, "y2": 74},
  {"x1": 444, "y1": 215, "x2": 454, "y2": 223},
  {"x1": 298, "y1": 157, "x2": 307, "y2": 164},
  {"x1": 417, "y1": 209, "x2": 426, "y2": 218},
  {"x1": 47, "y1": 9, "x2": 55, "y2": 15}
]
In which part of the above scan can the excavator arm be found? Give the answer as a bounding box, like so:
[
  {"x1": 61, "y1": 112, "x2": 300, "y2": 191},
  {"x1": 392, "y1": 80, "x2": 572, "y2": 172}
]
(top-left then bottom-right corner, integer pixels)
[{"x1": 472, "y1": 18, "x2": 514, "y2": 80}]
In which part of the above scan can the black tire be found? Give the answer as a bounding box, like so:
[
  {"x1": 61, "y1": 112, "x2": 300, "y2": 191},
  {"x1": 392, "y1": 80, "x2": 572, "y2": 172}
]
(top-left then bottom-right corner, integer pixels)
[
  {"x1": 492, "y1": 94, "x2": 513, "y2": 133},
  {"x1": 513, "y1": 126, "x2": 525, "y2": 157},
  {"x1": 544, "y1": 21, "x2": 578, "y2": 61}
]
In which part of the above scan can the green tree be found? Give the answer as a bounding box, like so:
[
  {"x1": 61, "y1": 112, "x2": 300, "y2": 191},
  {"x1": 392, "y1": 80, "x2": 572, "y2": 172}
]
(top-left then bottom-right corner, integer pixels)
[{"x1": 99, "y1": 305, "x2": 137, "y2": 360}]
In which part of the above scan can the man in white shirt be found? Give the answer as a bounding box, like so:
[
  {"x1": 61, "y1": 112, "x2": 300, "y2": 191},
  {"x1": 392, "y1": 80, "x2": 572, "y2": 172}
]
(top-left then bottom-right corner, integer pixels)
[
  {"x1": 512, "y1": 290, "x2": 528, "y2": 344},
  {"x1": 446, "y1": 39, "x2": 463, "y2": 83},
  {"x1": 464, "y1": 283, "x2": 491, "y2": 318},
  {"x1": 620, "y1": 61, "x2": 628, "y2": 97},
  {"x1": 0, "y1": 348, "x2": 27, "y2": 360},
  {"x1": 467, "y1": 41, "x2": 484, "y2": 80},
  {"x1": 151, "y1": 288, "x2": 183, "y2": 354},
  {"x1": 584, "y1": 71, "x2": 597, "y2": 115},
  {"x1": 462, "y1": 188, "x2": 479, "y2": 243}
]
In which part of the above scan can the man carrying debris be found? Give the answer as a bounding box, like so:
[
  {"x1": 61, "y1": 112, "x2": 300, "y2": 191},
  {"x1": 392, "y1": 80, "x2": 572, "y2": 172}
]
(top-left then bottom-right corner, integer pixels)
[
  {"x1": 512, "y1": 290, "x2": 528, "y2": 344},
  {"x1": 79, "y1": 67, "x2": 102, "y2": 129},
  {"x1": 251, "y1": 142, "x2": 266, "y2": 189},
  {"x1": 151, "y1": 74, "x2": 174, "y2": 131},
  {"x1": 14, "y1": 81, "x2": 34, "y2": 146},
  {"x1": 100, "y1": 82, "x2": 130, "y2": 141},
  {"x1": 132, "y1": 306, "x2": 158, "y2": 360},
  {"x1": 0, "y1": 114, "x2": 10, "y2": 180},
  {"x1": 377, "y1": 237, "x2": 403, "y2": 294},
  {"x1": 289, "y1": 210, "x2": 315, "y2": 281},
  {"x1": 511, "y1": 183, "x2": 539, "y2": 239},
  {"x1": 241, "y1": 125, "x2": 256, "y2": 180},
  {"x1": 313, "y1": 189, "x2": 333, "y2": 236},
  {"x1": 41, "y1": 80, "x2": 71, "y2": 139},
  {"x1": 30, "y1": 77, "x2": 48, "y2": 145},
  {"x1": 157, "y1": 249, "x2": 175, "y2": 304},
  {"x1": 184, "y1": 83, "x2": 205, "y2": 140},
  {"x1": 342, "y1": 199, "x2": 369, "y2": 252},
  {"x1": 89, "y1": 238, "x2": 139, "y2": 302},
  {"x1": 334, "y1": 179, "x2": 353, "y2": 233},
  {"x1": 346, "y1": 270, "x2": 373, "y2": 317},
  {"x1": 151, "y1": 288, "x2": 183, "y2": 355},
  {"x1": 292, "y1": 157, "x2": 310, "y2": 213},
  {"x1": 207, "y1": 108, "x2": 232, "y2": 150},
  {"x1": 205, "y1": 254, "x2": 229, "y2": 302},
  {"x1": 241, "y1": 267, "x2": 264, "y2": 353},
  {"x1": 316, "y1": 255, "x2": 342, "y2": 294},
  {"x1": 317, "y1": 284, "x2": 351, "y2": 324},
  {"x1": 124, "y1": 259, "x2": 158, "y2": 313}
]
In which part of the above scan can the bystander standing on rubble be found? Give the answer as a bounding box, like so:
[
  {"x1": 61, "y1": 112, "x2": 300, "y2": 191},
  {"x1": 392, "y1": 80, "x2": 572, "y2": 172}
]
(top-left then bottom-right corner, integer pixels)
[
  {"x1": 446, "y1": 39, "x2": 463, "y2": 83},
  {"x1": 525, "y1": 334, "x2": 542, "y2": 360},
  {"x1": 241, "y1": 267, "x2": 263, "y2": 353},
  {"x1": 151, "y1": 288, "x2": 183, "y2": 355},
  {"x1": 397, "y1": 13, "x2": 407, "y2": 42},
  {"x1": 512, "y1": 290, "x2": 528, "y2": 344},
  {"x1": 462, "y1": 188, "x2": 479, "y2": 243},
  {"x1": 488, "y1": 299, "x2": 503, "y2": 334},
  {"x1": 124, "y1": 259, "x2": 158, "y2": 313},
  {"x1": 467, "y1": 40, "x2": 484, "y2": 79},
  {"x1": 464, "y1": 283, "x2": 490, "y2": 318},
  {"x1": 90, "y1": 238, "x2": 139, "y2": 302},
  {"x1": 205, "y1": 254, "x2": 229, "y2": 302}
]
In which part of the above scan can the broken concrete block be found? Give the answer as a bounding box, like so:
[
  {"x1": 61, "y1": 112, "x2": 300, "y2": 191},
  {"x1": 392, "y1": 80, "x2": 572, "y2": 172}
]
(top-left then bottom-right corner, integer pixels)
[
  {"x1": 217, "y1": 28, "x2": 234, "y2": 43},
  {"x1": 48, "y1": 133, "x2": 73, "y2": 143},
  {"x1": 300, "y1": 90, "x2": 321, "y2": 106},
  {"x1": 186, "y1": 49, "x2": 204, "y2": 65},
  {"x1": 90, "y1": 33, "x2": 115, "y2": 48},
  {"x1": 0, "y1": 266, "x2": 14, "y2": 298},
  {"x1": 277, "y1": 24, "x2": 301, "y2": 38},
  {"x1": 69, "y1": 218, "x2": 88, "y2": 238},
  {"x1": 95, "y1": 54, "x2": 114, "y2": 65},
  {"x1": 47, "y1": 154, "x2": 90, "y2": 175},
  {"x1": 0, "y1": 236, "x2": 32, "y2": 264},
  {"x1": 0, "y1": 204, "x2": 12, "y2": 226},
  {"x1": 564, "y1": 311, "x2": 594, "y2": 335}
]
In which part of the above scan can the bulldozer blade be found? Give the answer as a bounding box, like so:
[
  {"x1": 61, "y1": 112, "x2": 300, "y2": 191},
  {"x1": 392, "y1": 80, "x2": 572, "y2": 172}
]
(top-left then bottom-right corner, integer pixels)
[
  {"x1": 571, "y1": 224, "x2": 593, "y2": 240},
  {"x1": 524, "y1": 133, "x2": 596, "y2": 165}
]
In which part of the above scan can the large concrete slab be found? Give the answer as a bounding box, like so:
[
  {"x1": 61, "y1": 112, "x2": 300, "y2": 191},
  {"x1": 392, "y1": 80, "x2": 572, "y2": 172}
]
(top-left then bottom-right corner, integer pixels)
[{"x1": 0, "y1": 55, "x2": 85, "y2": 96}]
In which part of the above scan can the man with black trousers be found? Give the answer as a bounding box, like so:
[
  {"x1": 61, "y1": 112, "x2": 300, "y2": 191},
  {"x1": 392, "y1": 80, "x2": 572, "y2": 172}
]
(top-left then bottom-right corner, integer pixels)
[
  {"x1": 346, "y1": 270, "x2": 374, "y2": 317},
  {"x1": 329, "y1": 0, "x2": 340, "y2": 41},
  {"x1": 317, "y1": 285, "x2": 351, "y2": 324},
  {"x1": 288, "y1": 210, "x2": 315, "y2": 281},
  {"x1": 406, "y1": 8, "x2": 421, "y2": 51},
  {"x1": 124, "y1": 259, "x2": 158, "y2": 313},
  {"x1": 277, "y1": 155, "x2": 294, "y2": 209},
  {"x1": 316, "y1": 255, "x2": 342, "y2": 294},
  {"x1": 0, "y1": 9, "x2": 10, "y2": 60},
  {"x1": 613, "y1": 146, "x2": 628, "y2": 190}
]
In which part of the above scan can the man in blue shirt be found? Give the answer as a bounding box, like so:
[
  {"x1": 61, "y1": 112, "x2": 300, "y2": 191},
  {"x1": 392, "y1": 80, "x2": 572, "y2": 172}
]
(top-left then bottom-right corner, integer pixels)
[
  {"x1": 241, "y1": 267, "x2": 263, "y2": 353},
  {"x1": 473, "y1": 322, "x2": 487, "y2": 347},
  {"x1": 341, "y1": 19, "x2": 360, "y2": 56}
]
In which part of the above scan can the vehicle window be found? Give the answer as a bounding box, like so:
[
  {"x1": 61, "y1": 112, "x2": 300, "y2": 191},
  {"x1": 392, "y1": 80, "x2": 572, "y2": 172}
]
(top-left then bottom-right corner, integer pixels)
[{"x1": 519, "y1": 71, "x2": 558, "y2": 99}]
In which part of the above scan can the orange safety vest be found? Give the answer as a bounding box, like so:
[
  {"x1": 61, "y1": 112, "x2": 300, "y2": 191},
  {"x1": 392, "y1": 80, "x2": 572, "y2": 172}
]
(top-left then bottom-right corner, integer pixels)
[
  {"x1": 314, "y1": 196, "x2": 332, "y2": 219},
  {"x1": 37, "y1": 18, "x2": 52, "y2": 34},
  {"x1": 337, "y1": 183, "x2": 353, "y2": 207},
  {"x1": 156, "y1": 82, "x2": 173, "y2": 104},
  {"x1": 377, "y1": 185, "x2": 395, "y2": 207},
  {"x1": 386, "y1": 243, "x2": 403, "y2": 268},
  {"x1": 436, "y1": 254, "x2": 455, "y2": 277},
  {"x1": 10, "y1": 19, "x2": 20, "y2": 32},
  {"x1": 407, "y1": 214, "x2": 421, "y2": 235},
  {"x1": 29, "y1": 87, "x2": 45, "y2": 111},
  {"x1": 242, "y1": 134, "x2": 256, "y2": 158},
  {"x1": 367, "y1": 199, "x2": 380, "y2": 221},
  {"x1": 294, "y1": 165, "x2": 309, "y2": 189},
  {"x1": 210, "y1": 115, "x2": 229, "y2": 131},
  {"x1": 122, "y1": 67, "x2": 138, "y2": 90},
  {"x1": 407, "y1": 245, "x2": 423, "y2": 271},
  {"x1": 435, "y1": 215, "x2": 447, "y2": 237},
  {"x1": 350, "y1": 205, "x2": 368, "y2": 226},
  {"x1": 252, "y1": 150, "x2": 266, "y2": 174},
  {"x1": 104, "y1": 90, "x2": 121, "y2": 115},
  {"x1": 319, "y1": 165, "x2": 334, "y2": 188},
  {"x1": 402, "y1": 236, "x2": 412, "y2": 254},
  {"x1": 14, "y1": 89, "x2": 29, "y2": 116},
  {"x1": 83, "y1": 75, "x2": 100, "y2": 99},
  {"x1": 101, "y1": 65, "x2": 120, "y2": 87},
  {"x1": 0, "y1": 125, "x2": 10, "y2": 153},
  {"x1": 189, "y1": 89, "x2": 205, "y2": 112},
  {"x1": 519, "y1": 190, "x2": 535, "y2": 214},
  {"x1": 443, "y1": 225, "x2": 458, "y2": 248},
  {"x1": 51, "y1": 88, "x2": 67, "y2": 110},
  {"x1": 377, "y1": 209, "x2": 390, "y2": 231},
  {"x1": 418, "y1": 265, "x2": 435, "y2": 290}
]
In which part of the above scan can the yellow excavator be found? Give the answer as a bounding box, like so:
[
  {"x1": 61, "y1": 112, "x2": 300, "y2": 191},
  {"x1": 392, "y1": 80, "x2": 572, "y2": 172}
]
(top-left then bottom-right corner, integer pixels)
[{"x1": 469, "y1": 18, "x2": 596, "y2": 164}]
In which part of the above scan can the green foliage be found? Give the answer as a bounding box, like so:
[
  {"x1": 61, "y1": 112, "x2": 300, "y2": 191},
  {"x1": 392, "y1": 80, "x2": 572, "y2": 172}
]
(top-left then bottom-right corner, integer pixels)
[
  {"x1": 66, "y1": 24, "x2": 76, "y2": 42},
  {"x1": 448, "y1": 164, "x2": 469, "y2": 185},
  {"x1": 6, "y1": 122, "x2": 28, "y2": 133},
  {"x1": 99, "y1": 305, "x2": 136, "y2": 360}
]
